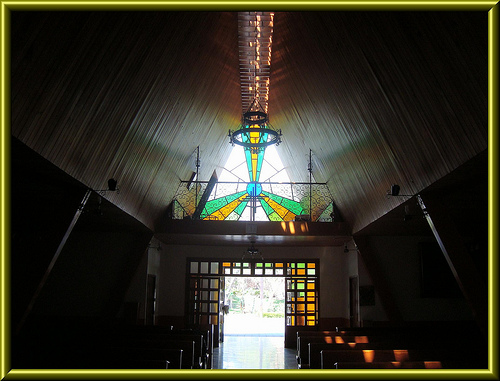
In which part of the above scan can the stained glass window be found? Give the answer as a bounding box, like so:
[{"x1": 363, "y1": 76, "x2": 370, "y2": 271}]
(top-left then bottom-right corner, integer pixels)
[{"x1": 173, "y1": 123, "x2": 337, "y2": 221}]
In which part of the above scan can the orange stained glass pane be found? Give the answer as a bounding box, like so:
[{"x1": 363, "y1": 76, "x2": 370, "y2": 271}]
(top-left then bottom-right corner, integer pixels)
[
  {"x1": 297, "y1": 269, "x2": 306, "y2": 275},
  {"x1": 297, "y1": 304, "x2": 305, "y2": 312},
  {"x1": 222, "y1": 262, "x2": 231, "y2": 267},
  {"x1": 307, "y1": 263, "x2": 316, "y2": 268},
  {"x1": 275, "y1": 263, "x2": 283, "y2": 267},
  {"x1": 307, "y1": 282, "x2": 315, "y2": 289},
  {"x1": 307, "y1": 292, "x2": 315, "y2": 297},
  {"x1": 297, "y1": 316, "x2": 305, "y2": 326},
  {"x1": 307, "y1": 304, "x2": 315, "y2": 311}
]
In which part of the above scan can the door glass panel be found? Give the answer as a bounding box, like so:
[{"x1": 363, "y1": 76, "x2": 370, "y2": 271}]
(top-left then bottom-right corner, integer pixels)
[
  {"x1": 211, "y1": 262, "x2": 220, "y2": 274},
  {"x1": 190, "y1": 262, "x2": 198, "y2": 273},
  {"x1": 200, "y1": 262, "x2": 209, "y2": 274}
]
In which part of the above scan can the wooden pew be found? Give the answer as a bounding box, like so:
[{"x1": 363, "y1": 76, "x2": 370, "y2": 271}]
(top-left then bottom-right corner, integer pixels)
[
  {"x1": 24, "y1": 344, "x2": 182, "y2": 369},
  {"x1": 320, "y1": 349, "x2": 460, "y2": 369},
  {"x1": 95, "y1": 346, "x2": 186, "y2": 369},
  {"x1": 334, "y1": 361, "x2": 443, "y2": 369},
  {"x1": 308, "y1": 342, "x2": 406, "y2": 369},
  {"x1": 297, "y1": 335, "x2": 384, "y2": 368},
  {"x1": 105, "y1": 328, "x2": 204, "y2": 369}
]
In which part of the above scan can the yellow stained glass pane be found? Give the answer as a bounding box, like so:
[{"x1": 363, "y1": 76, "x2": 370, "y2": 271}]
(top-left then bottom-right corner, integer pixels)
[
  {"x1": 262, "y1": 196, "x2": 292, "y2": 220},
  {"x1": 307, "y1": 304, "x2": 315, "y2": 311},
  {"x1": 307, "y1": 321, "x2": 315, "y2": 326},
  {"x1": 307, "y1": 297, "x2": 315, "y2": 302},
  {"x1": 205, "y1": 195, "x2": 247, "y2": 220},
  {"x1": 251, "y1": 154, "x2": 258, "y2": 181}
]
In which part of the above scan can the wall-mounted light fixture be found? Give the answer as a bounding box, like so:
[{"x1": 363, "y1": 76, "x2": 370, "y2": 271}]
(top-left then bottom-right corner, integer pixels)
[
  {"x1": 97, "y1": 178, "x2": 120, "y2": 195},
  {"x1": 344, "y1": 243, "x2": 358, "y2": 253},
  {"x1": 148, "y1": 243, "x2": 162, "y2": 251},
  {"x1": 386, "y1": 184, "x2": 413, "y2": 197}
]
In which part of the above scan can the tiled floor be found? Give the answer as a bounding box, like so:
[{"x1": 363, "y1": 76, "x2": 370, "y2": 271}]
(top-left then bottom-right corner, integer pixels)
[{"x1": 212, "y1": 335, "x2": 298, "y2": 369}]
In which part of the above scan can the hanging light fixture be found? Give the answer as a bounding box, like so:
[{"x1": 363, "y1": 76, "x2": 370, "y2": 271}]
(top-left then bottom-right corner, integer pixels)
[
  {"x1": 242, "y1": 236, "x2": 264, "y2": 261},
  {"x1": 228, "y1": 98, "x2": 282, "y2": 155}
]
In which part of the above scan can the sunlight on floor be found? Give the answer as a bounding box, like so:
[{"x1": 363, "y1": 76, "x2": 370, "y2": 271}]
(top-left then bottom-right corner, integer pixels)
[{"x1": 213, "y1": 335, "x2": 297, "y2": 369}]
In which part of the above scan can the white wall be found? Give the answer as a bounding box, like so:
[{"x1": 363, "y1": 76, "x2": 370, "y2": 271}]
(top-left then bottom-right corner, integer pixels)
[
  {"x1": 123, "y1": 237, "x2": 162, "y2": 321},
  {"x1": 358, "y1": 235, "x2": 473, "y2": 322},
  {"x1": 157, "y1": 244, "x2": 351, "y2": 322}
]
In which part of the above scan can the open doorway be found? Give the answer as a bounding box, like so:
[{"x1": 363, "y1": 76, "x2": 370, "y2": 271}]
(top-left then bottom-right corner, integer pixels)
[{"x1": 223, "y1": 277, "x2": 285, "y2": 336}]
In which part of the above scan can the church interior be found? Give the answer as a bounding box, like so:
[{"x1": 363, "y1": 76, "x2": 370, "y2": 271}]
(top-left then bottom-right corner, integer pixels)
[{"x1": 6, "y1": 9, "x2": 493, "y2": 373}]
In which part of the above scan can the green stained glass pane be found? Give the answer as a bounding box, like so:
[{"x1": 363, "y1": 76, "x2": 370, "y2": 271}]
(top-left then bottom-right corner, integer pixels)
[
  {"x1": 260, "y1": 197, "x2": 281, "y2": 219},
  {"x1": 233, "y1": 198, "x2": 249, "y2": 216},
  {"x1": 262, "y1": 191, "x2": 304, "y2": 215},
  {"x1": 244, "y1": 147, "x2": 253, "y2": 181},
  {"x1": 268, "y1": 212, "x2": 283, "y2": 221},
  {"x1": 225, "y1": 211, "x2": 240, "y2": 220},
  {"x1": 317, "y1": 202, "x2": 333, "y2": 222},
  {"x1": 203, "y1": 191, "x2": 247, "y2": 215}
]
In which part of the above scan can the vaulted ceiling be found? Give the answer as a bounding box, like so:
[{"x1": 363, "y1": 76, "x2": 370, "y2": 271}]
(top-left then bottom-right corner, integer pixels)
[{"x1": 10, "y1": 11, "x2": 489, "y2": 242}]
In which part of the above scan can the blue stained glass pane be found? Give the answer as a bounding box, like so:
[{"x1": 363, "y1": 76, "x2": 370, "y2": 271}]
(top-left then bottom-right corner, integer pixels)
[{"x1": 247, "y1": 182, "x2": 262, "y2": 197}]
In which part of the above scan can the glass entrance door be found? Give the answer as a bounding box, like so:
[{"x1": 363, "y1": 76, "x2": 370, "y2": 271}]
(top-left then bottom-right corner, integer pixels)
[{"x1": 187, "y1": 259, "x2": 319, "y2": 348}]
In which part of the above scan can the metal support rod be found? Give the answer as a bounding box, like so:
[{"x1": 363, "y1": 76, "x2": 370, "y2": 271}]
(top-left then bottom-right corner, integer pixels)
[
  {"x1": 16, "y1": 188, "x2": 92, "y2": 333},
  {"x1": 308, "y1": 149, "x2": 312, "y2": 220},
  {"x1": 195, "y1": 146, "x2": 200, "y2": 210},
  {"x1": 417, "y1": 193, "x2": 488, "y2": 337}
]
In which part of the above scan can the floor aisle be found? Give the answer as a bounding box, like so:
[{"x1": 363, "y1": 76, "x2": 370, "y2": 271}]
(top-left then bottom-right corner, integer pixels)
[{"x1": 212, "y1": 335, "x2": 297, "y2": 369}]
